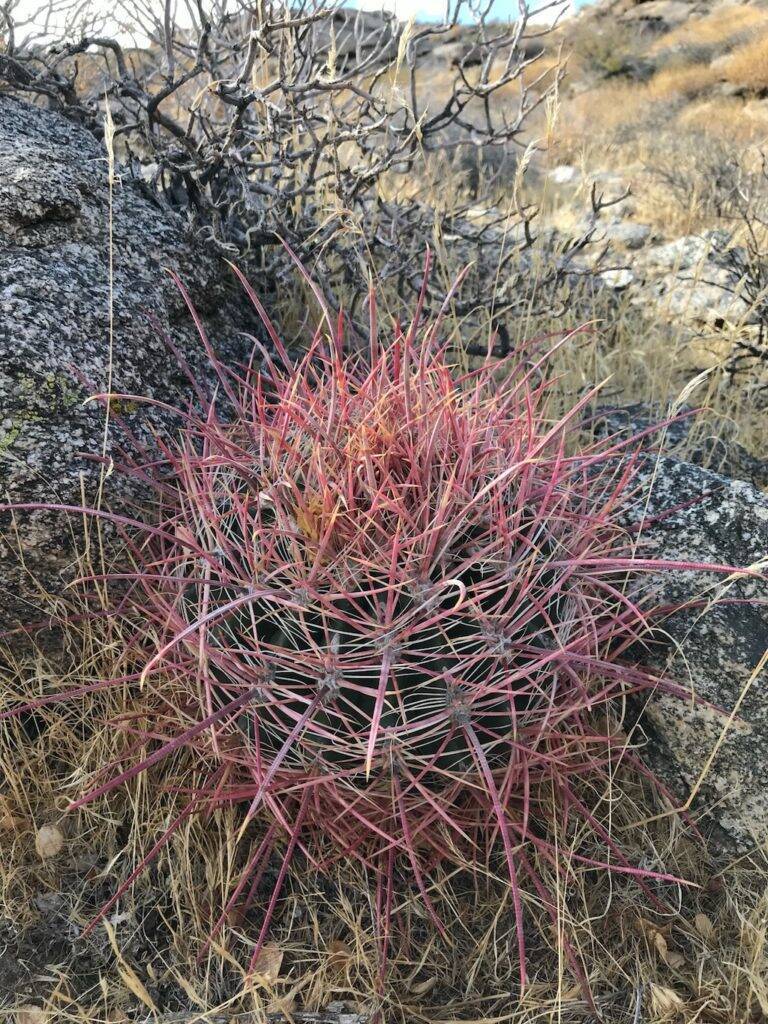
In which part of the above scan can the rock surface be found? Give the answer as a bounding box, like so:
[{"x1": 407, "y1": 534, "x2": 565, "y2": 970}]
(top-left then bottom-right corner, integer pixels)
[
  {"x1": 622, "y1": 0, "x2": 692, "y2": 28},
  {"x1": 599, "y1": 220, "x2": 652, "y2": 251},
  {"x1": 633, "y1": 457, "x2": 768, "y2": 853},
  {"x1": 633, "y1": 230, "x2": 757, "y2": 325},
  {"x1": 0, "y1": 95, "x2": 259, "y2": 634},
  {"x1": 565, "y1": 220, "x2": 759, "y2": 325},
  {"x1": 595, "y1": 403, "x2": 768, "y2": 488},
  {"x1": 589, "y1": 0, "x2": 716, "y2": 28}
]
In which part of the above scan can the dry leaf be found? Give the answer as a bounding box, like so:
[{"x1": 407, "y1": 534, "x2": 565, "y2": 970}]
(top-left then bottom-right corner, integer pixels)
[
  {"x1": 0, "y1": 796, "x2": 23, "y2": 832},
  {"x1": 328, "y1": 938, "x2": 352, "y2": 969},
  {"x1": 651, "y1": 929, "x2": 684, "y2": 968},
  {"x1": 15, "y1": 1008, "x2": 47, "y2": 1024},
  {"x1": 34, "y1": 824, "x2": 64, "y2": 860},
  {"x1": 408, "y1": 976, "x2": 437, "y2": 997},
  {"x1": 637, "y1": 916, "x2": 684, "y2": 968},
  {"x1": 252, "y1": 942, "x2": 283, "y2": 986},
  {"x1": 638, "y1": 918, "x2": 677, "y2": 965},
  {"x1": 649, "y1": 983, "x2": 685, "y2": 1018},
  {"x1": 694, "y1": 912, "x2": 715, "y2": 942}
]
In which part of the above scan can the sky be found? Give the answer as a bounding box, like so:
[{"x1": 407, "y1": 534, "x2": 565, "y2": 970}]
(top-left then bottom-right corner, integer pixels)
[
  {"x1": 11, "y1": 0, "x2": 585, "y2": 43},
  {"x1": 355, "y1": 0, "x2": 579, "y2": 22}
]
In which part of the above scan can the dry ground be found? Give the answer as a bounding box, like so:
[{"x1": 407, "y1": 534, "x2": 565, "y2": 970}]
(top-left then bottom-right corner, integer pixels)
[
  {"x1": 2, "y1": 599, "x2": 768, "y2": 1023},
  {"x1": 2, "y1": 4, "x2": 768, "y2": 1021}
]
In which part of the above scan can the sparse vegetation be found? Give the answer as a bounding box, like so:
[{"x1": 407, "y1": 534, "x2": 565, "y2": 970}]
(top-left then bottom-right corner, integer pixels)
[
  {"x1": 645, "y1": 62, "x2": 719, "y2": 101},
  {"x1": 567, "y1": 17, "x2": 650, "y2": 80},
  {"x1": 0, "y1": 0, "x2": 569, "y2": 334},
  {"x1": 720, "y1": 31, "x2": 768, "y2": 95},
  {"x1": 1, "y1": 0, "x2": 768, "y2": 1020}
]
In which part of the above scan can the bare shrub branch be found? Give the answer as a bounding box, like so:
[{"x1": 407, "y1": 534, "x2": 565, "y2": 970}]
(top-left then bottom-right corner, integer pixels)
[{"x1": 0, "y1": 0, "x2": 595, "y2": 341}]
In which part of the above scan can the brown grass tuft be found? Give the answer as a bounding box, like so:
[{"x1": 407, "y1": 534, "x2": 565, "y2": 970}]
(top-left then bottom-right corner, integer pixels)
[
  {"x1": 719, "y1": 31, "x2": 768, "y2": 94},
  {"x1": 3, "y1": 601, "x2": 767, "y2": 1021},
  {"x1": 646, "y1": 63, "x2": 719, "y2": 101},
  {"x1": 648, "y1": 4, "x2": 768, "y2": 54}
]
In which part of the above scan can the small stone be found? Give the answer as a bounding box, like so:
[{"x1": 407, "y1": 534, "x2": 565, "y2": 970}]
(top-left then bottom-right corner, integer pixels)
[
  {"x1": 602, "y1": 221, "x2": 651, "y2": 250},
  {"x1": 34, "y1": 824, "x2": 64, "y2": 860},
  {"x1": 600, "y1": 268, "x2": 634, "y2": 289},
  {"x1": 549, "y1": 164, "x2": 579, "y2": 185},
  {"x1": 643, "y1": 230, "x2": 732, "y2": 272},
  {"x1": 622, "y1": 0, "x2": 690, "y2": 26},
  {"x1": 15, "y1": 1007, "x2": 48, "y2": 1024}
]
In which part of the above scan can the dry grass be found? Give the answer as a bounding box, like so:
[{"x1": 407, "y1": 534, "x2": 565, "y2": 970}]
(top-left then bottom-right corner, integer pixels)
[
  {"x1": 549, "y1": 27, "x2": 768, "y2": 244},
  {"x1": 647, "y1": 4, "x2": 768, "y2": 54},
  {"x1": 598, "y1": 14, "x2": 768, "y2": 107},
  {"x1": 562, "y1": 16, "x2": 645, "y2": 81},
  {"x1": 675, "y1": 96, "x2": 768, "y2": 144},
  {"x1": 1, "y1": 525, "x2": 767, "y2": 1023},
  {"x1": 553, "y1": 80, "x2": 654, "y2": 156},
  {"x1": 719, "y1": 31, "x2": 768, "y2": 94},
  {"x1": 646, "y1": 63, "x2": 719, "y2": 101},
  {"x1": 525, "y1": 282, "x2": 768, "y2": 458},
  {"x1": 3, "y1": 6, "x2": 768, "y2": 1021}
]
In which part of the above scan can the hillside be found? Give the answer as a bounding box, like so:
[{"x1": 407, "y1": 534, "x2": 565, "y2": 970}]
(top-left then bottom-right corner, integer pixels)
[{"x1": 523, "y1": 0, "x2": 768, "y2": 466}]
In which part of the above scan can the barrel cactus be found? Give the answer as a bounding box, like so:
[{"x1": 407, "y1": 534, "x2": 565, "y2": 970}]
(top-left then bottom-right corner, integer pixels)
[{"x1": 2, "y1": 264, "x2": 716, "y2": 992}]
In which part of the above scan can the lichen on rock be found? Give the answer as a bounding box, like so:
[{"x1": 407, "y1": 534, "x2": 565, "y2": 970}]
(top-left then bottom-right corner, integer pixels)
[
  {"x1": 632, "y1": 456, "x2": 768, "y2": 854},
  {"x1": 0, "y1": 95, "x2": 259, "y2": 633}
]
